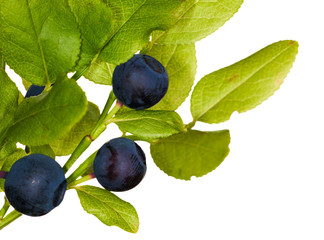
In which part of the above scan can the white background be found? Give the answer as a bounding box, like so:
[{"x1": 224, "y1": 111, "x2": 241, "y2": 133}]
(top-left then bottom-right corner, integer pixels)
[{"x1": 1, "y1": 0, "x2": 324, "y2": 239}]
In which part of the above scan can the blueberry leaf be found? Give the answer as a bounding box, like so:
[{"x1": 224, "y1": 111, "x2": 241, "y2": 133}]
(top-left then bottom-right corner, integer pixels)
[
  {"x1": 49, "y1": 102, "x2": 100, "y2": 156},
  {"x1": 141, "y1": 44, "x2": 197, "y2": 110},
  {"x1": 112, "y1": 110, "x2": 185, "y2": 141},
  {"x1": 0, "y1": 69, "x2": 19, "y2": 143},
  {"x1": 152, "y1": 0, "x2": 243, "y2": 45},
  {"x1": 191, "y1": 40, "x2": 299, "y2": 124},
  {"x1": 29, "y1": 145, "x2": 55, "y2": 159},
  {"x1": 75, "y1": 185, "x2": 139, "y2": 233},
  {"x1": 84, "y1": 59, "x2": 115, "y2": 85},
  {"x1": 0, "y1": 0, "x2": 81, "y2": 85},
  {"x1": 0, "y1": 149, "x2": 26, "y2": 192},
  {"x1": 68, "y1": 0, "x2": 113, "y2": 72},
  {"x1": 98, "y1": 0, "x2": 186, "y2": 65},
  {"x1": 6, "y1": 76, "x2": 87, "y2": 146},
  {"x1": 150, "y1": 130, "x2": 230, "y2": 180}
]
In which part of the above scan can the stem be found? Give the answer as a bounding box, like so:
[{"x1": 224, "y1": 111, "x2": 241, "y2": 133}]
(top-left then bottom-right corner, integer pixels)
[
  {"x1": 66, "y1": 151, "x2": 97, "y2": 184},
  {"x1": 0, "y1": 197, "x2": 10, "y2": 220},
  {"x1": 0, "y1": 210, "x2": 22, "y2": 230},
  {"x1": 0, "y1": 171, "x2": 7, "y2": 179},
  {"x1": 71, "y1": 66, "x2": 89, "y2": 81},
  {"x1": 67, "y1": 174, "x2": 95, "y2": 189},
  {"x1": 63, "y1": 136, "x2": 93, "y2": 173},
  {"x1": 63, "y1": 94, "x2": 122, "y2": 173},
  {"x1": 186, "y1": 120, "x2": 197, "y2": 130}
]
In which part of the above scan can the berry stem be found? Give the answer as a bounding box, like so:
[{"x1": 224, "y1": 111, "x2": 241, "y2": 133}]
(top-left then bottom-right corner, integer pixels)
[
  {"x1": 67, "y1": 174, "x2": 95, "y2": 189},
  {"x1": 0, "y1": 210, "x2": 22, "y2": 230},
  {"x1": 66, "y1": 151, "x2": 97, "y2": 184},
  {"x1": 0, "y1": 197, "x2": 10, "y2": 220},
  {"x1": 62, "y1": 92, "x2": 121, "y2": 173},
  {"x1": 0, "y1": 171, "x2": 7, "y2": 179}
]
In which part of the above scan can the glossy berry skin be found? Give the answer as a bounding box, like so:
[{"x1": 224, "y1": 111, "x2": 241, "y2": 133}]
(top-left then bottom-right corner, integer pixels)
[
  {"x1": 93, "y1": 138, "x2": 146, "y2": 192},
  {"x1": 112, "y1": 54, "x2": 169, "y2": 110},
  {"x1": 25, "y1": 85, "x2": 45, "y2": 98},
  {"x1": 4, "y1": 154, "x2": 67, "y2": 216}
]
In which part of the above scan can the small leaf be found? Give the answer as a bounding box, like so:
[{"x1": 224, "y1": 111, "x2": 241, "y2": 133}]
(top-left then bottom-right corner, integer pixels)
[
  {"x1": 113, "y1": 110, "x2": 185, "y2": 140},
  {"x1": 29, "y1": 145, "x2": 55, "y2": 159},
  {"x1": 0, "y1": 149, "x2": 26, "y2": 191},
  {"x1": 75, "y1": 185, "x2": 139, "y2": 233},
  {"x1": 98, "y1": 0, "x2": 185, "y2": 65},
  {"x1": 68, "y1": 0, "x2": 113, "y2": 71},
  {"x1": 142, "y1": 44, "x2": 197, "y2": 110},
  {"x1": 0, "y1": 0, "x2": 81, "y2": 85},
  {"x1": 150, "y1": 130, "x2": 230, "y2": 180},
  {"x1": 191, "y1": 40, "x2": 299, "y2": 124},
  {"x1": 0, "y1": 69, "x2": 19, "y2": 140},
  {"x1": 84, "y1": 59, "x2": 115, "y2": 85},
  {"x1": 152, "y1": 0, "x2": 243, "y2": 45},
  {"x1": 49, "y1": 102, "x2": 100, "y2": 156},
  {"x1": 7, "y1": 76, "x2": 87, "y2": 146}
]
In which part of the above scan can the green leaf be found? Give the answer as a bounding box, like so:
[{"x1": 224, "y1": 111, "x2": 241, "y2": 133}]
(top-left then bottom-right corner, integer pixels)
[
  {"x1": 141, "y1": 44, "x2": 197, "y2": 110},
  {"x1": 22, "y1": 79, "x2": 32, "y2": 91},
  {"x1": 152, "y1": 0, "x2": 243, "y2": 45},
  {"x1": 49, "y1": 102, "x2": 100, "y2": 156},
  {"x1": 84, "y1": 59, "x2": 115, "y2": 85},
  {"x1": 0, "y1": 0, "x2": 81, "y2": 85},
  {"x1": 98, "y1": 0, "x2": 186, "y2": 65},
  {"x1": 0, "y1": 149, "x2": 26, "y2": 172},
  {"x1": 191, "y1": 40, "x2": 299, "y2": 124},
  {"x1": 0, "y1": 149, "x2": 26, "y2": 192},
  {"x1": 68, "y1": 0, "x2": 113, "y2": 72},
  {"x1": 150, "y1": 130, "x2": 230, "y2": 180},
  {"x1": 29, "y1": 145, "x2": 55, "y2": 159},
  {"x1": 113, "y1": 110, "x2": 185, "y2": 140},
  {"x1": 7, "y1": 76, "x2": 87, "y2": 146},
  {"x1": 0, "y1": 69, "x2": 19, "y2": 141},
  {"x1": 75, "y1": 185, "x2": 139, "y2": 233}
]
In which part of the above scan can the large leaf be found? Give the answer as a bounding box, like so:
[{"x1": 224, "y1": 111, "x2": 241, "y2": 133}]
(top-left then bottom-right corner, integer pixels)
[
  {"x1": 7, "y1": 77, "x2": 87, "y2": 146},
  {"x1": 151, "y1": 130, "x2": 230, "y2": 180},
  {"x1": 191, "y1": 40, "x2": 299, "y2": 124},
  {"x1": 68, "y1": 0, "x2": 113, "y2": 72},
  {"x1": 0, "y1": 149, "x2": 26, "y2": 192},
  {"x1": 49, "y1": 102, "x2": 100, "y2": 156},
  {"x1": 0, "y1": 69, "x2": 19, "y2": 140},
  {"x1": 141, "y1": 44, "x2": 197, "y2": 110},
  {"x1": 152, "y1": 0, "x2": 243, "y2": 45},
  {"x1": 113, "y1": 110, "x2": 185, "y2": 140},
  {"x1": 98, "y1": 0, "x2": 186, "y2": 65},
  {"x1": 0, "y1": 0, "x2": 81, "y2": 85},
  {"x1": 84, "y1": 59, "x2": 115, "y2": 85},
  {"x1": 75, "y1": 185, "x2": 139, "y2": 233}
]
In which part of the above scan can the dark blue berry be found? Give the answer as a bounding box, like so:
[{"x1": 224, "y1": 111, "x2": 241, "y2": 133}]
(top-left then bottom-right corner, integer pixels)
[
  {"x1": 93, "y1": 138, "x2": 146, "y2": 192},
  {"x1": 4, "y1": 154, "x2": 67, "y2": 216},
  {"x1": 112, "y1": 54, "x2": 169, "y2": 110},
  {"x1": 25, "y1": 85, "x2": 45, "y2": 98}
]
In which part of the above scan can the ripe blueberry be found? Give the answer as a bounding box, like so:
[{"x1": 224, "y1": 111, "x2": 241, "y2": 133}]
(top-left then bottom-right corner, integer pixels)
[
  {"x1": 25, "y1": 85, "x2": 45, "y2": 98},
  {"x1": 112, "y1": 54, "x2": 169, "y2": 110},
  {"x1": 93, "y1": 138, "x2": 146, "y2": 192},
  {"x1": 4, "y1": 154, "x2": 67, "y2": 216}
]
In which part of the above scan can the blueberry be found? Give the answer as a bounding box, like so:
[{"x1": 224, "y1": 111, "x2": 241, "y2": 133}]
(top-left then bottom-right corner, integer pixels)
[
  {"x1": 25, "y1": 85, "x2": 45, "y2": 98},
  {"x1": 93, "y1": 138, "x2": 146, "y2": 191},
  {"x1": 4, "y1": 154, "x2": 67, "y2": 216},
  {"x1": 112, "y1": 54, "x2": 169, "y2": 110}
]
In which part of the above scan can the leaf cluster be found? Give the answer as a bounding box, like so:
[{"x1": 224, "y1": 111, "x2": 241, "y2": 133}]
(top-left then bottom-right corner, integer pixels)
[{"x1": 0, "y1": 0, "x2": 298, "y2": 233}]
